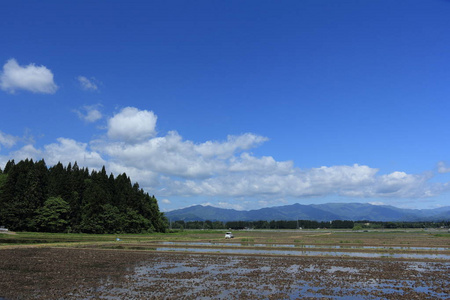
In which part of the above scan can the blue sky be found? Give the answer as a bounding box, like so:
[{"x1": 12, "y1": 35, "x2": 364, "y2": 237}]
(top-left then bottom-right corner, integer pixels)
[{"x1": 1, "y1": 0, "x2": 450, "y2": 211}]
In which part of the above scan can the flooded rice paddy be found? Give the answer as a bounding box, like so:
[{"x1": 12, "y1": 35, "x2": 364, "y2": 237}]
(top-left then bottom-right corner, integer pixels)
[
  {"x1": 152, "y1": 246, "x2": 450, "y2": 259},
  {"x1": 1, "y1": 230, "x2": 449, "y2": 299},
  {"x1": 153, "y1": 241, "x2": 450, "y2": 260},
  {"x1": 70, "y1": 251, "x2": 449, "y2": 299},
  {"x1": 161, "y1": 241, "x2": 450, "y2": 251}
]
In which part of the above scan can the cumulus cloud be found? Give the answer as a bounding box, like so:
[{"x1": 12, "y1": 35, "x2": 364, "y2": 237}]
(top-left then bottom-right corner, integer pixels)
[
  {"x1": 8, "y1": 144, "x2": 42, "y2": 162},
  {"x1": 43, "y1": 138, "x2": 105, "y2": 167},
  {"x1": 0, "y1": 131, "x2": 18, "y2": 149},
  {"x1": 2, "y1": 138, "x2": 105, "y2": 173},
  {"x1": 107, "y1": 107, "x2": 157, "y2": 143},
  {"x1": 159, "y1": 163, "x2": 440, "y2": 201},
  {"x1": 94, "y1": 130, "x2": 267, "y2": 179},
  {"x1": 0, "y1": 59, "x2": 58, "y2": 94},
  {"x1": 1, "y1": 106, "x2": 447, "y2": 211},
  {"x1": 196, "y1": 134, "x2": 269, "y2": 159},
  {"x1": 74, "y1": 105, "x2": 103, "y2": 123},
  {"x1": 88, "y1": 107, "x2": 446, "y2": 203},
  {"x1": 77, "y1": 76, "x2": 98, "y2": 91},
  {"x1": 107, "y1": 161, "x2": 160, "y2": 188},
  {"x1": 229, "y1": 153, "x2": 293, "y2": 174}
]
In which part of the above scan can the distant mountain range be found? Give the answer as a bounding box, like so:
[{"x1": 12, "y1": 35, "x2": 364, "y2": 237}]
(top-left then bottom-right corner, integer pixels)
[{"x1": 165, "y1": 203, "x2": 450, "y2": 222}]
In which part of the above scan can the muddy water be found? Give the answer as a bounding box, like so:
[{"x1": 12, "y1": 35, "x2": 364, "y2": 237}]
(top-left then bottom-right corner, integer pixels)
[
  {"x1": 2, "y1": 246, "x2": 448, "y2": 299},
  {"x1": 161, "y1": 241, "x2": 450, "y2": 251},
  {"x1": 155, "y1": 246, "x2": 450, "y2": 259},
  {"x1": 77, "y1": 241, "x2": 449, "y2": 298},
  {"x1": 79, "y1": 254, "x2": 449, "y2": 299},
  {"x1": 140, "y1": 241, "x2": 450, "y2": 260}
]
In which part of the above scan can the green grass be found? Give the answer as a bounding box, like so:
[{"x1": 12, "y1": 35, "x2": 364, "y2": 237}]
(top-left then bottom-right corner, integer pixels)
[
  {"x1": 2, "y1": 228, "x2": 449, "y2": 248},
  {"x1": 240, "y1": 238, "x2": 254, "y2": 242},
  {"x1": 0, "y1": 230, "x2": 228, "y2": 246},
  {"x1": 433, "y1": 233, "x2": 450, "y2": 238},
  {"x1": 338, "y1": 239, "x2": 362, "y2": 244}
]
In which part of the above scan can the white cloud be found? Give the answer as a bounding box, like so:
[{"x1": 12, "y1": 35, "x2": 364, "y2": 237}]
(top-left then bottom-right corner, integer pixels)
[
  {"x1": 196, "y1": 134, "x2": 269, "y2": 159},
  {"x1": 160, "y1": 163, "x2": 439, "y2": 200},
  {"x1": 372, "y1": 172, "x2": 424, "y2": 196},
  {"x1": 1, "y1": 106, "x2": 447, "y2": 210},
  {"x1": 107, "y1": 107, "x2": 157, "y2": 143},
  {"x1": 0, "y1": 131, "x2": 18, "y2": 149},
  {"x1": 91, "y1": 108, "x2": 447, "y2": 203},
  {"x1": 161, "y1": 199, "x2": 171, "y2": 204},
  {"x1": 74, "y1": 105, "x2": 103, "y2": 123},
  {"x1": 437, "y1": 161, "x2": 450, "y2": 174},
  {"x1": 229, "y1": 153, "x2": 293, "y2": 175},
  {"x1": 77, "y1": 76, "x2": 98, "y2": 91},
  {"x1": 9, "y1": 144, "x2": 42, "y2": 162},
  {"x1": 0, "y1": 59, "x2": 58, "y2": 94},
  {"x1": 107, "y1": 161, "x2": 160, "y2": 188},
  {"x1": 96, "y1": 108, "x2": 268, "y2": 179},
  {"x1": 94, "y1": 130, "x2": 267, "y2": 179},
  {"x1": 2, "y1": 139, "x2": 105, "y2": 173},
  {"x1": 44, "y1": 138, "x2": 105, "y2": 168}
]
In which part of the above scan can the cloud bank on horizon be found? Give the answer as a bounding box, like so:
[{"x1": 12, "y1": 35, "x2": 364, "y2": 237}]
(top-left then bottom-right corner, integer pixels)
[{"x1": 1, "y1": 60, "x2": 449, "y2": 211}]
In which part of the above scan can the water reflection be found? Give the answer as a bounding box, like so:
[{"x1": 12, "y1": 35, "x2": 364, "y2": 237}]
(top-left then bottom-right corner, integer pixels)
[
  {"x1": 160, "y1": 241, "x2": 450, "y2": 251},
  {"x1": 91, "y1": 256, "x2": 449, "y2": 300},
  {"x1": 156, "y1": 246, "x2": 450, "y2": 259}
]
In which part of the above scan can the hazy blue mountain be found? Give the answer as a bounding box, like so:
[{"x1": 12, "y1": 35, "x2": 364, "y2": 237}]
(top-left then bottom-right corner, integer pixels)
[
  {"x1": 244, "y1": 204, "x2": 342, "y2": 222},
  {"x1": 165, "y1": 203, "x2": 450, "y2": 222},
  {"x1": 164, "y1": 205, "x2": 245, "y2": 222},
  {"x1": 310, "y1": 203, "x2": 415, "y2": 221}
]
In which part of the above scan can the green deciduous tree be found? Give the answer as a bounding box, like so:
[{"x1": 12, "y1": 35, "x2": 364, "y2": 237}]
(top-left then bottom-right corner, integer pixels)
[{"x1": 34, "y1": 197, "x2": 70, "y2": 232}]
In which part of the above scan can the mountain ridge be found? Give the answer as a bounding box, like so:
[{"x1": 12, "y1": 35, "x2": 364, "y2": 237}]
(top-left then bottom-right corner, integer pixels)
[{"x1": 165, "y1": 203, "x2": 450, "y2": 222}]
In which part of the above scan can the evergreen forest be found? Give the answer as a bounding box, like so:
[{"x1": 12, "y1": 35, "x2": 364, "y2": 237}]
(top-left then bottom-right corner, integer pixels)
[{"x1": 0, "y1": 159, "x2": 167, "y2": 233}]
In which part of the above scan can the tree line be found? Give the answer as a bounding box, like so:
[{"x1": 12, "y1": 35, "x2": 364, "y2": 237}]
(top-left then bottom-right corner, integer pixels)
[
  {"x1": 0, "y1": 159, "x2": 167, "y2": 233},
  {"x1": 170, "y1": 219, "x2": 355, "y2": 230},
  {"x1": 170, "y1": 219, "x2": 450, "y2": 230}
]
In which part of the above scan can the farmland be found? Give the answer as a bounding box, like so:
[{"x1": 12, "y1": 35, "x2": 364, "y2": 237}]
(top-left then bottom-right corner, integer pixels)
[{"x1": 1, "y1": 229, "x2": 449, "y2": 299}]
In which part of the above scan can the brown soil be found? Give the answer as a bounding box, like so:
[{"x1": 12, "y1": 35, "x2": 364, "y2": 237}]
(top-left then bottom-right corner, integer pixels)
[{"x1": 0, "y1": 247, "x2": 448, "y2": 299}]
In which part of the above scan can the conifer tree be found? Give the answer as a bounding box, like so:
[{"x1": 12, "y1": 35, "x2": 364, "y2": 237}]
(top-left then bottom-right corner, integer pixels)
[{"x1": 0, "y1": 160, "x2": 167, "y2": 233}]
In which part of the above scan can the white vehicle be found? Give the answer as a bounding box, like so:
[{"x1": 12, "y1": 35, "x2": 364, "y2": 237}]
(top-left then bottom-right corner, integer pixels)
[{"x1": 225, "y1": 232, "x2": 234, "y2": 239}]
